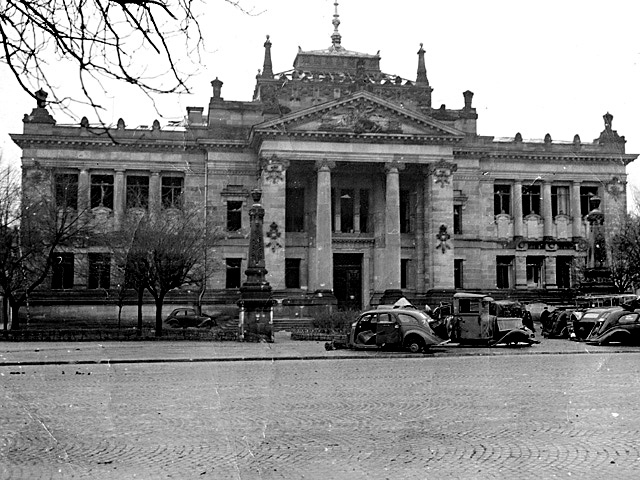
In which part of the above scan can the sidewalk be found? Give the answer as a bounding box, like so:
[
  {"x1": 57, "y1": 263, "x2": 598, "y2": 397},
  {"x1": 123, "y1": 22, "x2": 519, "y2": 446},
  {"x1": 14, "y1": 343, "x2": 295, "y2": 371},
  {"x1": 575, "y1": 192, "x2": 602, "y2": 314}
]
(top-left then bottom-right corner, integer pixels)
[{"x1": 1, "y1": 331, "x2": 640, "y2": 367}]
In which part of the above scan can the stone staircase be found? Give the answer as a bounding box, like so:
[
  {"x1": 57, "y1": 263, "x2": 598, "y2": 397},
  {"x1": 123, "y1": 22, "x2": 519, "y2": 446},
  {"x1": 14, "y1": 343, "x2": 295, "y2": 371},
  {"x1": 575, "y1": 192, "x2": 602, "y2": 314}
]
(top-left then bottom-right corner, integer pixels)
[{"x1": 272, "y1": 317, "x2": 315, "y2": 332}]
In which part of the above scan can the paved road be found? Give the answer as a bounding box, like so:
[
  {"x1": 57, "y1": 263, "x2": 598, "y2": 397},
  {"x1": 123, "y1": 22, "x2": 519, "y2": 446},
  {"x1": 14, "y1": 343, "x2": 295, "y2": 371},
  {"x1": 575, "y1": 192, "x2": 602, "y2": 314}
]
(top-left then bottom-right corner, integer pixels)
[{"x1": 2, "y1": 350, "x2": 640, "y2": 479}]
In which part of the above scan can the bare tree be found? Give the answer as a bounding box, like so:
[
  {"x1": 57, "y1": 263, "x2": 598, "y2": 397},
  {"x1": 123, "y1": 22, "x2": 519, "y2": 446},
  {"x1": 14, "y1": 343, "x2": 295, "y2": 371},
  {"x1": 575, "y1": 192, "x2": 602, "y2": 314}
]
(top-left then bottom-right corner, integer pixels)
[
  {"x1": 607, "y1": 213, "x2": 640, "y2": 293},
  {"x1": 0, "y1": 165, "x2": 96, "y2": 329},
  {"x1": 0, "y1": 0, "x2": 256, "y2": 119}
]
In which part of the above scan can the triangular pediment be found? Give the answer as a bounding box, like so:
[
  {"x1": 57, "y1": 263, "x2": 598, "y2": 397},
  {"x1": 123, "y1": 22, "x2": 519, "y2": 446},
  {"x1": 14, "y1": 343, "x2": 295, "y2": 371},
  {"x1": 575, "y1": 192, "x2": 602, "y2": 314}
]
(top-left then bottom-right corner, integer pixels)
[{"x1": 252, "y1": 91, "x2": 465, "y2": 139}]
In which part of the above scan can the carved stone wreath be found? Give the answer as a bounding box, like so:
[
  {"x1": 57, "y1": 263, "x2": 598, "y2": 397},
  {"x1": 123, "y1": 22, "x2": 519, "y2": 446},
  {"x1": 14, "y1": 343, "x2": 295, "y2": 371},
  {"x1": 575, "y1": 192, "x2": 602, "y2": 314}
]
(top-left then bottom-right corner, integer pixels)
[
  {"x1": 429, "y1": 160, "x2": 458, "y2": 188},
  {"x1": 261, "y1": 156, "x2": 290, "y2": 184}
]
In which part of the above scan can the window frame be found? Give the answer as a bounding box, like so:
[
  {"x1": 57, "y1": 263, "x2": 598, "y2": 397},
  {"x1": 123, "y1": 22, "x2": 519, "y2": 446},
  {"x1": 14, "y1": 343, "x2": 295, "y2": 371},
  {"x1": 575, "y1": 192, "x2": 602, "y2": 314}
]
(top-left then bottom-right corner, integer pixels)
[{"x1": 494, "y1": 184, "x2": 511, "y2": 215}]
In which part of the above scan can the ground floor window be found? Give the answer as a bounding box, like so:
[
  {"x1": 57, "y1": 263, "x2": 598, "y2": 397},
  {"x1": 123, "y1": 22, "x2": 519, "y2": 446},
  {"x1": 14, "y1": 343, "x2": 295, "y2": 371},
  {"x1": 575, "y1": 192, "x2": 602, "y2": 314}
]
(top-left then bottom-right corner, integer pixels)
[
  {"x1": 88, "y1": 253, "x2": 111, "y2": 289},
  {"x1": 51, "y1": 252, "x2": 74, "y2": 289},
  {"x1": 285, "y1": 259, "x2": 301, "y2": 288},
  {"x1": 556, "y1": 256, "x2": 572, "y2": 289},
  {"x1": 400, "y1": 259, "x2": 410, "y2": 289},
  {"x1": 454, "y1": 259, "x2": 464, "y2": 289},
  {"x1": 496, "y1": 256, "x2": 514, "y2": 289},
  {"x1": 225, "y1": 259, "x2": 242, "y2": 289},
  {"x1": 526, "y1": 256, "x2": 544, "y2": 288}
]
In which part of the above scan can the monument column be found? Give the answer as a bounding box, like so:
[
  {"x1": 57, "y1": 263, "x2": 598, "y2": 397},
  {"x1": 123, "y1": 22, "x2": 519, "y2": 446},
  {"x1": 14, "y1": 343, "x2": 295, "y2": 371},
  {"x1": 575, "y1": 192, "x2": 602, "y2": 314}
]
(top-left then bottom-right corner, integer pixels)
[{"x1": 310, "y1": 159, "x2": 335, "y2": 293}]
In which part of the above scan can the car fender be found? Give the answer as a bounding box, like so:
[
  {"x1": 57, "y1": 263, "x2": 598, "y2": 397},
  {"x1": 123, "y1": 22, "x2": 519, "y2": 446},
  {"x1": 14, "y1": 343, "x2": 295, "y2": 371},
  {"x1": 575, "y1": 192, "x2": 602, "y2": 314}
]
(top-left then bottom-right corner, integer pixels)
[
  {"x1": 491, "y1": 328, "x2": 536, "y2": 346},
  {"x1": 402, "y1": 328, "x2": 443, "y2": 347},
  {"x1": 588, "y1": 328, "x2": 632, "y2": 345}
]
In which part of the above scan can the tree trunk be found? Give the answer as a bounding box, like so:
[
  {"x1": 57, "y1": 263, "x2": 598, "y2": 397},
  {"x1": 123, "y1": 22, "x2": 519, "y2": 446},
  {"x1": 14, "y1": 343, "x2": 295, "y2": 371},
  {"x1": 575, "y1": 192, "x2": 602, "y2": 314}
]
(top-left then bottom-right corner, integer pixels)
[
  {"x1": 155, "y1": 296, "x2": 164, "y2": 337},
  {"x1": 1, "y1": 296, "x2": 8, "y2": 337},
  {"x1": 10, "y1": 302, "x2": 21, "y2": 330},
  {"x1": 137, "y1": 288, "x2": 144, "y2": 337}
]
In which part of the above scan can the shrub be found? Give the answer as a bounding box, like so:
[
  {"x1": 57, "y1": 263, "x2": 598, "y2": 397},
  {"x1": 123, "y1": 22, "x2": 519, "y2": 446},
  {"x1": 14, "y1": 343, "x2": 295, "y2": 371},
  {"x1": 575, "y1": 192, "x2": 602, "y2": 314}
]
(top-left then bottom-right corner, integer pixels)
[{"x1": 312, "y1": 309, "x2": 358, "y2": 333}]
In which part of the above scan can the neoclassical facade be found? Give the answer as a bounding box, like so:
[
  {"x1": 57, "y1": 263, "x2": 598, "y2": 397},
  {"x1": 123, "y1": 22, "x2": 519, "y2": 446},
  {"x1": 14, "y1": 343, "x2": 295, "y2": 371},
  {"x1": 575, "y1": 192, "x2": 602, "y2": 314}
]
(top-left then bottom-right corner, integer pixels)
[{"x1": 12, "y1": 10, "x2": 637, "y2": 311}]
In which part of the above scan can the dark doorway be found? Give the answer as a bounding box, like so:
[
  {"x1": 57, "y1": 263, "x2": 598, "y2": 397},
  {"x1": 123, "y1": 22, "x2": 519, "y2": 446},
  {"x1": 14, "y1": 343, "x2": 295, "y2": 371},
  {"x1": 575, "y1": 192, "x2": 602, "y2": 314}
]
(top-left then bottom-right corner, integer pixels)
[{"x1": 333, "y1": 253, "x2": 362, "y2": 310}]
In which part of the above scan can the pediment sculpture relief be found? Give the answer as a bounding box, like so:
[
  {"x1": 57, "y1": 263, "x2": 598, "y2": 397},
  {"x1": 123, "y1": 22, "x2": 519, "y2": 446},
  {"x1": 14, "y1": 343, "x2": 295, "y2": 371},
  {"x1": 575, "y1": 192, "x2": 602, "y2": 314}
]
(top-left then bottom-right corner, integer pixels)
[{"x1": 320, "y1": 103, "x2": 401, "y2": 134}]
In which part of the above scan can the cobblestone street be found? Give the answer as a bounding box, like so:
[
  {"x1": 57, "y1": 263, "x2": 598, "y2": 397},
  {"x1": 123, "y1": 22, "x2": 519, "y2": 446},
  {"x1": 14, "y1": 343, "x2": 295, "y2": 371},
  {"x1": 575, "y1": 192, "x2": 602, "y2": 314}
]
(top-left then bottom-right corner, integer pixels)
[{"x1": 2, "y1": 349, "x2": 640, "y2": 479}]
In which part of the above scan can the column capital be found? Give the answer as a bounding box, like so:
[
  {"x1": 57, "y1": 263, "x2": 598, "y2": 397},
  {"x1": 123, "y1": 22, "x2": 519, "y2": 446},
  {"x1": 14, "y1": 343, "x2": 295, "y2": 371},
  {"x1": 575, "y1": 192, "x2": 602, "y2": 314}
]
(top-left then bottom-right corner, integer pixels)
[
  {"x1": 315, "y1": 158, "x2": 336, "y2": 172},
  {"x1": 384, "y1": 161, "x2": 405, "y2": 173}
]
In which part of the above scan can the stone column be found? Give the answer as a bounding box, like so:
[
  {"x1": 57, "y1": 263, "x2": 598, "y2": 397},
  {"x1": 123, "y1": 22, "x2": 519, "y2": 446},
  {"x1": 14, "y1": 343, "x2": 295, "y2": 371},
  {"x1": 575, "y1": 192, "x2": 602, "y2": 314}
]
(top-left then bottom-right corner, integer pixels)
[
  {"x1": 542, "y1": 181, "x2": 553, "y2": 240},
  {"x1": 382, "y1": 162, "x2": 402, "y2": 296},
  {"x1": 514, "y1": 180, "x2": 523, "y2": 238},
  {"x1": 310, "y1": 159, "x2": 334, "y2": 293},
  {"x1": 571, "y1": 181, "x2": 582, "y2": 240},
  {"x1": 114, "y1": 169, "x2": 125, "y2": 229},
  {"x1": 78, "y1": 169, "x2": 90, "y2": 212},
  {"x1": 149, "y1": 170, "x2": 161, "y2": 220},
  {"x1": 261, "y1": 156, "x2": 289, "y2": 290},
  {"x1": 545, "y1": 256, "x2": 557, "y2": 289},
  {"x1": 415, "y1": 178, "x2": 425, "y2": 292}
]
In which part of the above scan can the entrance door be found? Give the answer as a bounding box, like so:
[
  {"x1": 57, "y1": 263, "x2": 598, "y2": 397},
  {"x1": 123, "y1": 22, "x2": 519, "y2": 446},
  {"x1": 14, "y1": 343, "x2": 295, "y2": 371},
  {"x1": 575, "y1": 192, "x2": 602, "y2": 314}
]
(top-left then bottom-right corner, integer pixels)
[{"x1": 333, "y1": 253, "x2": 362, "y2": 310}]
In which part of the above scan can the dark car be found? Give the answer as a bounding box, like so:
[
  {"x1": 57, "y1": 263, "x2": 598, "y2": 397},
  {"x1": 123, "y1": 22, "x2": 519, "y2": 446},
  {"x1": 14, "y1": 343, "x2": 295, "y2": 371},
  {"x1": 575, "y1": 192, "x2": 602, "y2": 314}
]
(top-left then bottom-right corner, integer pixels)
[
  {"x1": 164, "y1": 308, "x2": 217, "y2": 329},
  {"x1": 345, "y1": 308, "x2": 443, "y2": 353},
  {"x1": 542, "y1": 306, "x2": 578, "y2": 339},
  {"x1": 572, "y1": 307, "x2": 620, "y2": 341},
  {"x1": 587, "y1": 306, "x2": 640, "y2": 345}
]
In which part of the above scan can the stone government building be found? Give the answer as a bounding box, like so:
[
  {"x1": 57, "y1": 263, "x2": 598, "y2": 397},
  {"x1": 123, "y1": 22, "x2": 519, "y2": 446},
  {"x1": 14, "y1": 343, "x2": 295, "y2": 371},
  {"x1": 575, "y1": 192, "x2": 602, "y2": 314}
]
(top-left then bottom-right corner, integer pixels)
[{"x1": 11, "y1": 7, "x2": 637, "y2": 316}]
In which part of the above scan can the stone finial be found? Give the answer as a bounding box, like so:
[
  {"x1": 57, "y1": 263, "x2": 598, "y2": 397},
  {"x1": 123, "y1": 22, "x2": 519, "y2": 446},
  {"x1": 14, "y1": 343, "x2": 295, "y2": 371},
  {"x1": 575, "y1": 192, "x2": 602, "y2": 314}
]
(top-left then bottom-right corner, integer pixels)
[
  {"x1": 35, "y1": 89, "x2": 48, "y2": 108},
  {"x1": 80, "y1": 117, "x2": 89, "y2": 128},
  {"x1": 416, "y1": 43, "x2": 429, "y2": 85},
  {"x1": 514, "y1": 132, "x2": 523, "y2": 143},
  {"x1": 262, "y1": 35, "x2": 273, "y2": 78},
  {"x1": 211, "y1": 77, "x2": 223, "y2": 100},
  {"x1": 152, "y1": 119, "x2": 161, "y2": 131},
  {"x1": 331, "y1": 1, "x2": 342, "y2": 49},
  {"x1": 544, "y1": 133, "x2": 552, "y2": 144},
  {"x1": 573, "y1": 134, "x2": 581, "y2": 146},
  {"x1": 463, "y1": 90, "x2": 474, "y2": 110},
  {"x1": 117, "y1": 118, "x2": 125, "y2": 130}
]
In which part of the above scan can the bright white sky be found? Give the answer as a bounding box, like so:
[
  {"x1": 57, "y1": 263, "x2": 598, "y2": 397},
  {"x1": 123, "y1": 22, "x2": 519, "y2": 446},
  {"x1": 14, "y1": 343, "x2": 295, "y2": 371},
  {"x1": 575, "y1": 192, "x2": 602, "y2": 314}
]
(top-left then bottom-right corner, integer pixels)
[{"x1": 1, "y1": 0, "x2": 639, "y2": 202}]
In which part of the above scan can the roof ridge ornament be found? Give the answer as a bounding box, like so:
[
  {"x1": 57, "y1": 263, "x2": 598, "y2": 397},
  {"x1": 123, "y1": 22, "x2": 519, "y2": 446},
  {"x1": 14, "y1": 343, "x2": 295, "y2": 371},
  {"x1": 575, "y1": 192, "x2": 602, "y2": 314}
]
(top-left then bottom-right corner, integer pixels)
[{"x1": 331, "y1": 1, "x2": 343, "y2": 50}]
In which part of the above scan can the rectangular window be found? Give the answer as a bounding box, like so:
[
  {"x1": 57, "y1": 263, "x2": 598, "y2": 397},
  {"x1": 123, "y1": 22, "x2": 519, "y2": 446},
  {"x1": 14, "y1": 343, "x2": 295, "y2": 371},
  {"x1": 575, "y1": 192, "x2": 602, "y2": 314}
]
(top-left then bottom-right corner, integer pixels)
[
  {"x1": 453, "y1": 205, "x2": 462, "y2": 234},
  {"x1": 340, "y1": 189, "x2": 354, "y2": 232},
  {"x1": 551, "y1": 186, "x2": 569, "y2": 217},
  {"x1": 400, "y1": 190, "x2": 413, "y2": 233},
  {"x1": 580, "y1": 186, "x2": 599, "y2": 216},
  {"x1": 226, "y1": 201, "x2": 242, "y2": 232},
  {"x1": 285, "y1": 188, "x2": 305, "y2": 232},
  {"x1": 454, "y1": 259, "x2": 464, "y2": 289},
  {"x1": 51, "y1": 252, "x2": 74, "y2": 289},
  {"x1": 359, "y1": 189, "x2": 370, "y2": 233},
  {"x1": 285, "y1": 258, "x2": 301, "y2": 288},
  {"x1": 556, "y1": 256, "x2": 572, "y2": 289},
  {"x1": 126, "y1": 175, "x2": 149, "y2": 209},
  {"x1": 522, "y1": 185, "x2": 540, "y2": 216},
  {"x1": 526, "y1": 256, "x2": 544, "y2": 288},
  {"x1": 54, "y1": 173, "x2": 78, "y2": 210},
  {"x1": 88, "y1": 253, "x2": 111, "y2": 289},
  {"x1": 90, "y1": 174, "x2": 114, "y2": 209},
  {"x1": 496, "y1": 256, "x2": 514, "y2": 289},
  {"x1": 494, "y1": 185, "x2": 511, "y2": 215},
  {"x1": 225, "y1": 258, "x2": 242, "y2": 289},
  {"x1": 400, "y1": 259, "x2": 410, "y2": 289},
  {"x1": 162, "y1": 177, "x2": 183, "y2": 209}
]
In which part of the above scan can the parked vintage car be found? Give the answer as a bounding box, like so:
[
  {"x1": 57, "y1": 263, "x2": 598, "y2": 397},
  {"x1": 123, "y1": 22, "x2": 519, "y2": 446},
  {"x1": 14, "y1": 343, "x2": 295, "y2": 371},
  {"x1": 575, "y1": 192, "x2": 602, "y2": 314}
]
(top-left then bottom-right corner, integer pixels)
[
  {"x1": 542, "y1": 305, "x2": 579, "y2": 339},
  {"x1": 570, "y1": 307, "x2": 619, "y2": 341},
  {"x1": 587, "y1": 305, "x2": 640, "y2": 345},
  {"x1": 445, "y1": 293, "x2": 537, "y2": 346},
  {"x1": 327, "y1": 307, "x2": 443, "y2": 353},
  {"x1": 164, "y1": 307, "x2": 217, "y2": 329}
]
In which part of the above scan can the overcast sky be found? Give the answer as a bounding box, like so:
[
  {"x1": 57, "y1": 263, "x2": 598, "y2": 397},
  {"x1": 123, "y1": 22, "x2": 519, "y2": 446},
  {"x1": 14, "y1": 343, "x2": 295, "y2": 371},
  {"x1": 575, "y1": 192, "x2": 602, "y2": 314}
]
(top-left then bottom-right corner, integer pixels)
[{"x1": 1, "y1": 0, "x2": 639, "y2": 200}]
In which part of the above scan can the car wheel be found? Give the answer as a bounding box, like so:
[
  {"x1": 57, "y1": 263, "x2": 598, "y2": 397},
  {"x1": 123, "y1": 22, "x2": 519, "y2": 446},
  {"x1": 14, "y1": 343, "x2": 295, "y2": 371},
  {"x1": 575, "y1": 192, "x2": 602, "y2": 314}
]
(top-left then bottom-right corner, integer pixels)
[{"x1": 406, "y1": 338, "x2": 424, "y2": 354}]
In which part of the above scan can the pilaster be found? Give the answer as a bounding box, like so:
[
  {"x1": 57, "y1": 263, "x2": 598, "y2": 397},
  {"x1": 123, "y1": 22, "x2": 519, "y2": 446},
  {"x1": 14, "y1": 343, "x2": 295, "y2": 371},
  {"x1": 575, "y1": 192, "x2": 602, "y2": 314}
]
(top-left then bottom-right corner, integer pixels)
[
  {"x1": 514, "y1": 180, "x2": 523, "y2": 238},
  {"x1": 310, "y1": 159, "x2": 335, "y2": 292},
  {"x1": 571, "y1": 181, "x2": 582, "y2": 240},
  {"x1": 261, "y1": 156, "x2": 289, "y2": 290},
  {"x1": 542, "y1": 181, "x2": 553, "y2": 240},
  {"x1": 114, "y1": 169, "x2": 125, "y2": 230}
]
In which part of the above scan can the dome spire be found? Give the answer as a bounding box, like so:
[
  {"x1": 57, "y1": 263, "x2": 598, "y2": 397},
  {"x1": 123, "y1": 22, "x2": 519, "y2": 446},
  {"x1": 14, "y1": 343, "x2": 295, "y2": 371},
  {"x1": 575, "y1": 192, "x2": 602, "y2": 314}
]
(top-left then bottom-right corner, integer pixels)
[
  {"x1": 331, "y1": 1, "x2": 342, "y2": 49},
  {"x1": 262, "y1": 35, "x2": 273, "y2": 78},
  {"x1": 416, "y1": 43, "x2": 429, "y2": 85}
]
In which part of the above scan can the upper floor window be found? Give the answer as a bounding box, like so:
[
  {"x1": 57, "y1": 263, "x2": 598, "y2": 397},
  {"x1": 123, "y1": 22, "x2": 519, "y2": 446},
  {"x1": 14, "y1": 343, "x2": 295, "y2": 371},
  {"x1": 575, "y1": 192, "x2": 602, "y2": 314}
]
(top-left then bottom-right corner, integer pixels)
[
  {"x1": 54, "y1": 173, "x2": 78, "y2": 210},
  {"x1": 126, "y1": 175, "x2": 149, "y2": 209},
  {"x1": 90, "y1": 174, "x2": 114, "y2": 209},
  {"x1": 162, "y1": 177, "x2": 183, "y2": 209},
  {"x1": 522, "y1": 185, "x2": 540, "y2": 216},
  {"x1": 494, "y1": 185, "x2": 511, "y2": 215},
  {"x1": 400, "y1": 190, "x2": 414, "y2": 233},
  {"x1": 580, "y1": 186, "x2": 599, "y2": 216},
  {"x1": 285, "y1": 188, "x2": 305, "y2": 232},
  {"x1": 359, "y1": 189, "x2": 370, "y2": 233},
  {"x1": 226, "y1": 201, "x2": 242, "y2": 232},
  {"x1": 453, "y1": 204, "x2": 462, "y2": 234},
  {"x1": 551, "y1": 186, "x2": 569, "y2": 217},
  {"x1": 340, "y1": 189, "x2": 354, "y2": 233}
]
